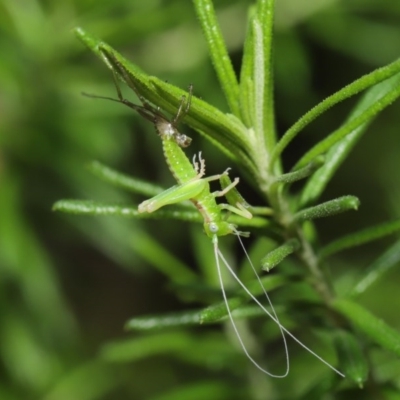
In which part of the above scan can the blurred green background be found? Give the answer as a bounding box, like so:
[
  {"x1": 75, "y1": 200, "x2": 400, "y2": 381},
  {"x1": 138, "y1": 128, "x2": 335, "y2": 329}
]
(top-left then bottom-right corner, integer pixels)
[{"x1": 1, "y1": 0, "x2": 400, "y2": 398}]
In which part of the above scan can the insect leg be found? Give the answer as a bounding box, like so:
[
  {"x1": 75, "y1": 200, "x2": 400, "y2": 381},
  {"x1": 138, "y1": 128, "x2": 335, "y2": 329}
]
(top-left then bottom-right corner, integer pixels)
[
  {"x1": 173, "y1": 84, "x2": 193, "y2": 125},
  {"x1": 199, "y1": 168, "x2": 232, "y2": 185},
  {"x1": 191, "y1": 152, "x2": 206, "y2": 179},
  {"x1": 138, "y1": 179, "x2": 207, "y2": 213},
  {"x1": 220, "y1": 174, "x2": 273, "y2": 217},
  {"x1": 100, "y1": 47, "x2": 171, "y2": 121},
  {"x1": 213, "y1": 177, "x2": 240, "y2": 198},
  {"x1": 219, "y1": 203, "x2": 253, "y2": 220},
  {"x1": 99, "y1": 47, "x2": 193, "y2": 147}
]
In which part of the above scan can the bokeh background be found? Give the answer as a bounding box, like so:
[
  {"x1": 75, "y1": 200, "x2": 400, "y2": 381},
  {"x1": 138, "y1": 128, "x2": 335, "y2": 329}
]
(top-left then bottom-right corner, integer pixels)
[{"x1": 1, "y1": 0, "x2": 400, "y2": 398}]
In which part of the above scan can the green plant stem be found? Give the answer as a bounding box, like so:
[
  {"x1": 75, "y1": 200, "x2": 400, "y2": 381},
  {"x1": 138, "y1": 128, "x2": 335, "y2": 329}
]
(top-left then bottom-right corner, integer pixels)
[
  {"x1": 266, "y1": 187, "x2": 335, "y2": 305},
  {"x1": 296, "y1": 229, "x2": 334, "y2": 304}
]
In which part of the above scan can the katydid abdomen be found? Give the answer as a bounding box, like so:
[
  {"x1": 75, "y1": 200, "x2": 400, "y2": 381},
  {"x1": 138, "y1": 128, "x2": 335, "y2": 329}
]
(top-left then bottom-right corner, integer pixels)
[{"x1": 162, "y1": 137, "x2": 198, "y2": 183}]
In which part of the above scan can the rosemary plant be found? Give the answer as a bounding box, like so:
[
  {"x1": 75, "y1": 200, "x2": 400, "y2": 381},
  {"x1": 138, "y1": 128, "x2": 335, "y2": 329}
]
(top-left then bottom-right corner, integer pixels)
[{"x1": 54, "y1": 0, "x2": 400, "y2": 398}]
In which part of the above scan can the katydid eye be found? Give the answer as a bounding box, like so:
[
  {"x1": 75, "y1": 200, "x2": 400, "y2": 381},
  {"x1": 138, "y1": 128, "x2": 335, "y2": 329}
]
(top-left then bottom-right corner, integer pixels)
[{"x1": 209, "y1": 223, "x2": 218, "y2": 233}]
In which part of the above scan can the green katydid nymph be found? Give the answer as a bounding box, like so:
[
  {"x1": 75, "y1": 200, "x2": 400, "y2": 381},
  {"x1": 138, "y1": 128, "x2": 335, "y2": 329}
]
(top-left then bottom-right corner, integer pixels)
[{"x1": 85, "y1": 47, "x2": 344, "y2": 378}]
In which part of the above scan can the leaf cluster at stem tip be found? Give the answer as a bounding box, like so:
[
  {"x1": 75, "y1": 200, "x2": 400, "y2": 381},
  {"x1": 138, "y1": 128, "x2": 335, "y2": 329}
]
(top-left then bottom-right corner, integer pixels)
[
  {"x1": 67, "y1": 2, "x2": 400, "y2": 270},
  {"x1": 73, "y1": 0, "x2": 400, "y2": 206},
  {"x1": 66, "y1": 1, "x2": 400, "y2": 273}
]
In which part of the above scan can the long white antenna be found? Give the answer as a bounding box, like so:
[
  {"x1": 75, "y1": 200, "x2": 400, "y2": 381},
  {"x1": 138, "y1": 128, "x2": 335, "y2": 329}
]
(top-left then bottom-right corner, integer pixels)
[
  {"x1": 213, "y1": 235, "x2": 345, "y2": 378},
  {"x1": 213, "y1": 236, "x2": 289, "y2": 378}
]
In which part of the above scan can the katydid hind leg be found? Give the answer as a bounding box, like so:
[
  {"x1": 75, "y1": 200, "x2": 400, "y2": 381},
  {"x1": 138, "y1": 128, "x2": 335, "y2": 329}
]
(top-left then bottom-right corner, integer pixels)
[
  {"x1": 173, "y1": 84, "x2": 193, "y2": 125},
  {"x1": 100, "y1": 47, "x2": 170, "y2": 120},
  {"x1": 138, "y1": 179, "x2": 207, "y2": 213},
  {"x1": 219, "y1": 203, "x2": 252, "y2": 220}
]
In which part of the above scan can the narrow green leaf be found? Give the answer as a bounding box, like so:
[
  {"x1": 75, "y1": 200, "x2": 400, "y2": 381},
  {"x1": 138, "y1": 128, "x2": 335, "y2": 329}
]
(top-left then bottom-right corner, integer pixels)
[
  {"x1": 200, "y1": 298, "x2": 244, "y2": 324},
  {"x1": 300, "y1": 72, "x2": 400, "y2": 206},
  {"x1": 192, "y1": 0, "x2": 240, "y2": 116},
  {"x1": 74, "y1": 27, "x2": 145, "y2": 81},
  {"x1": 270, "y1": 57, "x2": 400, "y2": 168},
  {"x1": 294, "y1": 80, "x2": 400, "y2": 169},
  {"x1": 223, "y1": 214, "x2": 270, "y2": 229},
  {"x1": 271, "y1": 156, "x2": 324, "y2": 187},
  {"x1": 87, "y1": 161, "x2": 163, "y2": 196},
  {"x1": 125, "y1": 311, "x2": 201, "y2": 331},
  {"x1": 252, "y1": 17, "x2": 266, "y2": 148},
  {"x1": 333, "y1": 299, "x2": 400, "y2": 358},
  {"x1": 248, "y1": 206, "x2": 273, "y2": 216},
  {"x1": 244, "y1": 15, "x2": 277, "y2": 177},
  {"x1": 75, "y1": 26, "x2": 176, "y2": 119},
  {"x1": 149, "y1": 77, "x2": 256, "y2": 175},
  {"x1": 74, "y1": 27, "x2": 104, "y2": 59},
  {"x1": 320, "y1": 218, "x2": 400, "y2": 260},
  {"x1": 333, "y1": 329, "x2": 368, "y2": 388},
  {"x1": 239, "y1": 76, "x2": 255, "y2": 130},
  {"x1": 261, "y1": 239, "x2": 300, "y2": 271},
  {"x1": 257, "y1": 0, "x2": 276, "y2": 153},
  {"x1": 201, "y1": 304, "x2": 274, "y2": 324},
  {"x1": 75, "y1": 28, "x2": 257, "y2": 176},
  {"x1": 101, "y1": 332, "x2": 194, "y2": 362},
  {"x1": 299, "y1": 128, "x2": 366, "y2": 208},
  {"x1": 219, "y1": 174, "x2": 250, "y2": 208},
  {"x1": 53, "y1": 199, "x2": 269, "y2": 229},
  {"x1": 237, "y1": 1, "x2": 277, "y2": 174},
  {"x1": 53, "y1": 199, "x2": 201, "y2": 221},
  {"x1": 351, "y1": 240, "x2": 400, "y2": 297},
  {"x1": 239, "y1": 8, "x2": 256, "y2": 128},
  {"x1": 293, "y1": 196, "x2": 360, "y2": 223},
  {"x1": 105, "y1": 45, "x2": 252, "y2": 168},
  {"x1": 126, "y1": 299, "x2": 277, "y2": 329}
]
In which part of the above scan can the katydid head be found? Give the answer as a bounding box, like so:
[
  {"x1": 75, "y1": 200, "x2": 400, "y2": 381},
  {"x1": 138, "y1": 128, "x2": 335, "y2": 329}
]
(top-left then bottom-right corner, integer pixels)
[
  {"x1": 204, "y1": 221, "x2": 236, "y2": 238},
  {"x1": 154, "y1": 117, "x2": 192, "y2": 147},
  {"x1": 203, "y1": 221, "x2": 250, "y2": 239}
]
